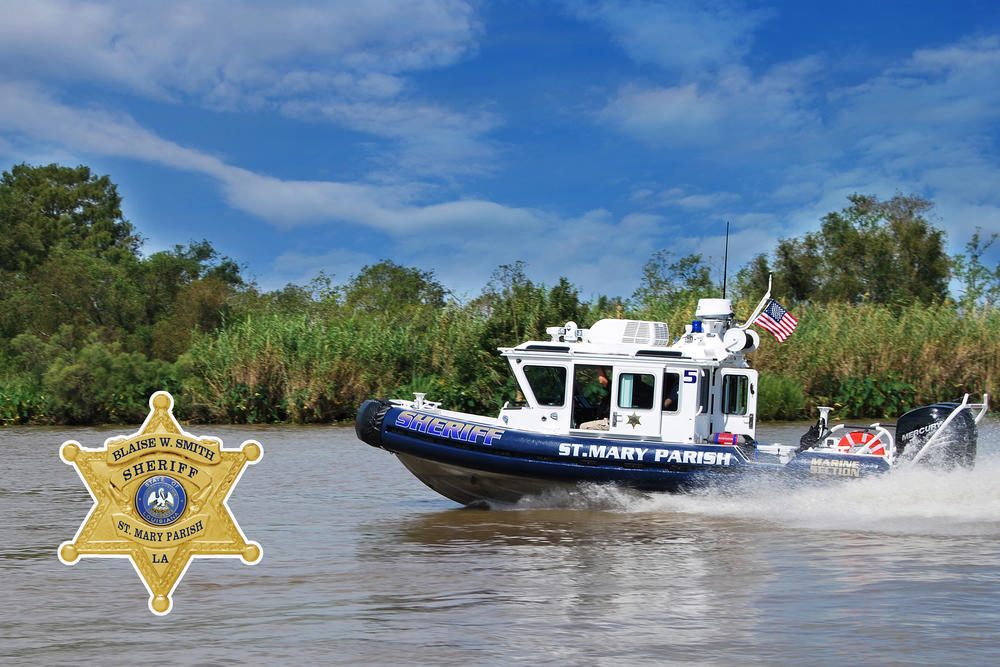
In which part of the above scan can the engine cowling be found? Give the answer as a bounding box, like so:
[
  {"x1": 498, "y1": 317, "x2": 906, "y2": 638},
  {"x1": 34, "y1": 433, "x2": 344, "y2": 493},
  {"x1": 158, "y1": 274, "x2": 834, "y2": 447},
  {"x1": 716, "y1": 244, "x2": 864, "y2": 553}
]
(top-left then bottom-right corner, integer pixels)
[{"x1": 896, "y1": 402, "x2": 977, "y2": 468}]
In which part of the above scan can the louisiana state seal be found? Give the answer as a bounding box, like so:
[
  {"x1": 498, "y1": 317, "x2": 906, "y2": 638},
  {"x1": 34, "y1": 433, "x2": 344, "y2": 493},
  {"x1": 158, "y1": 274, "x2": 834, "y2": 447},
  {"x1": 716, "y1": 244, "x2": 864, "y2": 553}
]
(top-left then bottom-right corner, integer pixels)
[{"x1": 58, "y1": 391, "x2": 262, "y2": 615}]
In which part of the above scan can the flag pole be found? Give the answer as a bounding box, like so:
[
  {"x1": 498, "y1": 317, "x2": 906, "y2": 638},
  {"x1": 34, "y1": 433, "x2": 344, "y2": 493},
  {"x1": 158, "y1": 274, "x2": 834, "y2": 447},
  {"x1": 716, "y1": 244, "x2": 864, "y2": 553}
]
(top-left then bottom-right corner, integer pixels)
[{"x1": 739, "y1": 274, "x2": 772, "y2": 330}]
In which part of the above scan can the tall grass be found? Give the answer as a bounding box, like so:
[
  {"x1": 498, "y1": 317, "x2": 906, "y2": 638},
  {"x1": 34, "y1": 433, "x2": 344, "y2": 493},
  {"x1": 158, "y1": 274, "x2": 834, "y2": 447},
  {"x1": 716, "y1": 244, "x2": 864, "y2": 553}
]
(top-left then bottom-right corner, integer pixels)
[
  {"x1": 4, "y1": 297, "x2": 996, "y2": 424},
  {"x1": 182, "y1": 306, "x2": 501, "y2": 422},
  {"x1": 183, "y1": 300, "x2": 998, "y2": 423},
  {"x1": 749, "y1": 302, "x2": 1000, "y2": 417},
  {"x1": 187, "y1": 312, "x2": 396, "y2": 422},
  {"x1": 757, "y1": 374, "x2": 806, "y2": 421}
]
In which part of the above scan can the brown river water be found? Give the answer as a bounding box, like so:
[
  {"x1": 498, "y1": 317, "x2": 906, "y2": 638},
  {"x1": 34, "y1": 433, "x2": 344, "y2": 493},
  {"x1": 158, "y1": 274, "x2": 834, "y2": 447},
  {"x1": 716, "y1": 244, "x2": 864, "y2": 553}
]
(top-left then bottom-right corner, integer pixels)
[{"x1": 2, "y1": 419, "x2": 1000, "y2": 664}]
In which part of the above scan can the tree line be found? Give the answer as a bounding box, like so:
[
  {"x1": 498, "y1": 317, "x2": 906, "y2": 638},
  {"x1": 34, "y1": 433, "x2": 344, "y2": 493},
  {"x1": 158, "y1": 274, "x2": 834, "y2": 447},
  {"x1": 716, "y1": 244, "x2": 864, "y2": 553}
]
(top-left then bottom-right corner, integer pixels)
[{"x1": 1, "y1": 163, "x2": 997, "y2": 425}]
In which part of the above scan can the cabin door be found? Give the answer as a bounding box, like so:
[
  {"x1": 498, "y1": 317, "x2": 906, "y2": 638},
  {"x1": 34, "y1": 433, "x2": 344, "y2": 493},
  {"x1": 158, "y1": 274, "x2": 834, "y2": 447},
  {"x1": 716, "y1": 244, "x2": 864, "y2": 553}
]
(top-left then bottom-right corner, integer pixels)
[
  {"x1": 609, "y1": 366, "x2": 661, "y2": 438},
  {"x1": 719, "y1": 370, "x2": 757, "y2": 437},
  {"x1": 661, "y1": 369, "x2": 696, "y2": 443}
]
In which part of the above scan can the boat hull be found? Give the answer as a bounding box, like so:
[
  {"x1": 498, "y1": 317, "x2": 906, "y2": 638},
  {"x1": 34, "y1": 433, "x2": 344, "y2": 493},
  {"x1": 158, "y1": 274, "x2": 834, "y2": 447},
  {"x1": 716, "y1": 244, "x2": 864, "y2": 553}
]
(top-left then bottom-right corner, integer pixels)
[
  {"x1": 395, "y1": 453, "x2": 586, "y2": 506},
  {"x1": 356, "y1": 400, "x2": 895, "y2": 505}
]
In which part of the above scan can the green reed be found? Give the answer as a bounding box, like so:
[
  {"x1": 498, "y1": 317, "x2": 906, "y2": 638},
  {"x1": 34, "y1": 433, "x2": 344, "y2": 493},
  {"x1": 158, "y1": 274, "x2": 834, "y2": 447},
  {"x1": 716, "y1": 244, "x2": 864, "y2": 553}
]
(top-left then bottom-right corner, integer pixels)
[
  {"x1": 183, "y1": 305, "x2": 497, "y2": 422},
  {"x1": 749, "y1": 302, "x2": 999, "y2": 418},
  {"x1": 182, "y1": 298, "x2": 998, "y2": 424}
]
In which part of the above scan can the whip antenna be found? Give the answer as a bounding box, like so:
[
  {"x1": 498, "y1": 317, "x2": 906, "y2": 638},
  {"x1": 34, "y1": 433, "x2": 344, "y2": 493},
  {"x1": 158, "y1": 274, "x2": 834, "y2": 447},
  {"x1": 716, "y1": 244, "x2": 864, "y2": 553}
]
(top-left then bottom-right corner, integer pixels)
[{"x1": 722, "y1": 221, "x2": 730, "y2": 298}]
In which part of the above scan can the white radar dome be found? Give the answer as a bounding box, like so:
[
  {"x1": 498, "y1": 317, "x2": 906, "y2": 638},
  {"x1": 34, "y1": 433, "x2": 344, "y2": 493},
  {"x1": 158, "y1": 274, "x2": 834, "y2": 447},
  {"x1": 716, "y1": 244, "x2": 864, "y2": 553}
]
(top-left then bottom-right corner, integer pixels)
[{"x1": 695, "y1": 298, "x2": 734, "y2": 319}]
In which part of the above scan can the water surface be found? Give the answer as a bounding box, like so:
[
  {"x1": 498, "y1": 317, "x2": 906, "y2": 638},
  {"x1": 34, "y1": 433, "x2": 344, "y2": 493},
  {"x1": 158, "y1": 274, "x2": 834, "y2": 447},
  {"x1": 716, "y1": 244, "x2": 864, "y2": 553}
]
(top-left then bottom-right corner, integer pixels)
[{"x1": 2, "y1": 419, "x2": 998, "y2": 664}]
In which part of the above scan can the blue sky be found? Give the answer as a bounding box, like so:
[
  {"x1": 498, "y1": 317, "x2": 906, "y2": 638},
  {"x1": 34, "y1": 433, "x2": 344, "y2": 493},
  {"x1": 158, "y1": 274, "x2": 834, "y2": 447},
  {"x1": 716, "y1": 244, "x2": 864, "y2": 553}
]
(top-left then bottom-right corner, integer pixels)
[{"x1": 2, "y1": 1, "x2": 998, "y2": 301}]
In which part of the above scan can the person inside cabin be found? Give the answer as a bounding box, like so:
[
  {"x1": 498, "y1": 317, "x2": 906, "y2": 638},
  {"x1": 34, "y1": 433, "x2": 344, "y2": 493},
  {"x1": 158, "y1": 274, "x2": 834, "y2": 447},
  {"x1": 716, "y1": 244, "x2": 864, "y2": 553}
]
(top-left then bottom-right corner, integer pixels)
[
  {"x1": 574, "y1": 365, "x2": 610, "y2": 429},
  {"x1": 662, "y1": 372, "x2": 680, "y2": 412},
  {"x1": 630, "y1": 373, "x2": 655, "y2": 409}
]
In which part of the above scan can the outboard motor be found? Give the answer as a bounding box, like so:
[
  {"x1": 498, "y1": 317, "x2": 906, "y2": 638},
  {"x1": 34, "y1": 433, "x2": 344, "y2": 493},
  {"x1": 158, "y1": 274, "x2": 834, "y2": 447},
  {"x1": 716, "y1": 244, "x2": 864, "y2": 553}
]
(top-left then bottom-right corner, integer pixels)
[{"x1": 896, "y1": 402, "x2": 977, "y2": 468}]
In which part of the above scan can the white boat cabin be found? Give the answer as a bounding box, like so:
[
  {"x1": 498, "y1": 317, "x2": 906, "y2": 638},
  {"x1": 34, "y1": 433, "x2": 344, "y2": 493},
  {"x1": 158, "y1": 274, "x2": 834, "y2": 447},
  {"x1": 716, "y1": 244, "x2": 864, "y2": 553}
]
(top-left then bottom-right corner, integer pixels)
[{"x1": 497, "y1": 299, "x2": 762, "y2": 444}]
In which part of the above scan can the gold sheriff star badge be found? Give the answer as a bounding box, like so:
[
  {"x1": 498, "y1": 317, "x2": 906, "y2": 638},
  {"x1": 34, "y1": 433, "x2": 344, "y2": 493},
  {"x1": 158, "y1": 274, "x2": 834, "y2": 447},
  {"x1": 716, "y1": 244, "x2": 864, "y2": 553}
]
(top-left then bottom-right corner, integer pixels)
[{"x1": 58, "y1": 391, "x2": 262, "y2": 615}]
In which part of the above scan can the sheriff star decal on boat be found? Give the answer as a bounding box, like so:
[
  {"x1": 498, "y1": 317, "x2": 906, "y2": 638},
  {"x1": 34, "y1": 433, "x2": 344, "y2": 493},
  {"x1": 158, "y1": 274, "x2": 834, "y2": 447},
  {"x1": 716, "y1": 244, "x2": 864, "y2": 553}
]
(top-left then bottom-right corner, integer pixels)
[
  {"x1": 58, "y1": 391, "x2": 263, "y2": 615},
  {"x1": 627, "y1": 413, "x2": 641, "y2": 428}
]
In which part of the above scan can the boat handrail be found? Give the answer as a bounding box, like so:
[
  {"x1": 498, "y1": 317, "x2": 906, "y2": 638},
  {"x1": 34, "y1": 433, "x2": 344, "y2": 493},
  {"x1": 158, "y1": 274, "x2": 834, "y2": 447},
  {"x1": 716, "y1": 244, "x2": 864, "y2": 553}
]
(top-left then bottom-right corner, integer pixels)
[
  {"x1": 969, "y1": 393, "x2": 990, "y2": 424},
  {"x1": 838, "y1": 422, "x2": 890, "y2": 431}
]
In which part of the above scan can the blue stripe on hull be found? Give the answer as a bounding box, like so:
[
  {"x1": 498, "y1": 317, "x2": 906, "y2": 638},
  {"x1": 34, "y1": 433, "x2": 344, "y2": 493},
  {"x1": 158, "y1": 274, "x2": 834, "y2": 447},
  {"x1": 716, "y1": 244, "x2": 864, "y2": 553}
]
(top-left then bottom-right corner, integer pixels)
[
  {"x1": 379, "y1": 407, "x2": 749, "y2": 493},
  {"x1": 357, "y1": 403, "x2": 892, "y2": 505}
]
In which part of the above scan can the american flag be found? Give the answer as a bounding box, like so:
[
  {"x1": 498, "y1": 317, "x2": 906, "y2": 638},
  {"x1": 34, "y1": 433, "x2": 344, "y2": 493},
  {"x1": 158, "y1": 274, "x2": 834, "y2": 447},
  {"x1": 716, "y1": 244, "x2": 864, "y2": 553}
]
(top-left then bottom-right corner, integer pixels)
[{"x1": 754, "y1": 299, "x2": 798, "y2": 342}]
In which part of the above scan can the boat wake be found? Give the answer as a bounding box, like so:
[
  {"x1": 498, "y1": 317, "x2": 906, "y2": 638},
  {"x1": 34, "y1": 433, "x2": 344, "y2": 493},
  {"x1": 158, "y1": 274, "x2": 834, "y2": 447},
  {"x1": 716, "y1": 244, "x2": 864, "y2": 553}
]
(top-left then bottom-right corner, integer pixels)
[{"x1": 507, "y1": 435, "x2": 1000, "y2": 536}]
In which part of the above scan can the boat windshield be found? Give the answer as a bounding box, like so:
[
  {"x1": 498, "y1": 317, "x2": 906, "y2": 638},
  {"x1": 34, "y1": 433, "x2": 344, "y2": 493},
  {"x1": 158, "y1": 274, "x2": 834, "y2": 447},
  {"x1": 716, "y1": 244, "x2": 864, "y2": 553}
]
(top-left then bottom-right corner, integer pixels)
[{"x1": 522, "y1": 365, "x2": 566, "y2": 406}]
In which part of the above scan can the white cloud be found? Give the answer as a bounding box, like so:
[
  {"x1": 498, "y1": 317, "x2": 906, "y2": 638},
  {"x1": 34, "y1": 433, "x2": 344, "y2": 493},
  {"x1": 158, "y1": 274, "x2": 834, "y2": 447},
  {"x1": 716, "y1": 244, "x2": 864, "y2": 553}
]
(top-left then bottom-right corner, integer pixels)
[
  {"x1": 580, "y1": 0, "x2": 812, "y2": 156},
  {"x1": 808, "y1": 37, "x2": 1000, "y2": 250},
  {"x1": 0, "y1": 0, "x2": 480, "y2": 105},
  {"x1": 831, "y1": 36, "x2": 1000, "y2": 122},
  {"x1": 4, "y1": 4, "x2": 999, "y2": 296},
  {"x1": 216, "y1": 168, "x2": 546, "y2": 232},
  {"x1": 0, "y1": 79, "x2": 228, "y2": 174},
  {"x1": 331, "y1": 207, "x2": 677, "y2": 299},
  {"x1": 0, "y1": 1, "x2": 492, "y2": 179},
  {"x1": 602, "y1": 60, "x2": 823, "y2": 153},
  {"x1": 281, "y1": 98, "x2": 501, "y2": 175},
  {"x1": 268, "y1": 247, "x2": 377, "y2": 292},
  {"x1": 830, "y1": 37, "x2": 1000, "y2": 171},
  {"x1": 633, "y1": 186, "x2": 741, "y2": 210},
  {"x1": 251, "y1": 206, "x2": 685, "y2": 300},
  {"x1": 573, "y1": 0, "x2": 772, "y2": 74},
  {"x1": 0, "y1": 75, "x2": 659, "y2": 295},
  {"x1": 600, "y1": 23, "x2": 1000, "y2": 265},
  {"x1": 0, "y1": 77, "x2": 532, "y2": 233}
]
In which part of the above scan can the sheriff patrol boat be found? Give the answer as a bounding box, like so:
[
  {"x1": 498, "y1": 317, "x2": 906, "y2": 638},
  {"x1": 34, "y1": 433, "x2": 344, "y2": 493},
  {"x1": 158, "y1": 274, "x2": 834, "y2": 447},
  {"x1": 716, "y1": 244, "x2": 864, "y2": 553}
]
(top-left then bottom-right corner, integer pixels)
[{"x1": 356, "y1": 288, "x2": 989, "y2": 506}]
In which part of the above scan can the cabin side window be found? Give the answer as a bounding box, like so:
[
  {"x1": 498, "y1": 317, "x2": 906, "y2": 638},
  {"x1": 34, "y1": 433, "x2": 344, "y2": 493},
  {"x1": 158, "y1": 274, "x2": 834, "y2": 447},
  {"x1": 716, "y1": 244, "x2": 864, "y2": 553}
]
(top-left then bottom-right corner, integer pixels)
[
  {"x1": 698, "y1": 369, "x2": 710, "y2": 413},
  {"x1": 663, "y1": 372, "x2": 680, "y2": 412},
  {"x1": 523, "y1": 365, "x2": 567, "y2": 406},
  {"x1": 618, "y1": 373, "x2": 655, "y2": 409},
  {"x1": 722, "y1": 374, "x2": 749, "y2": 415}
]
